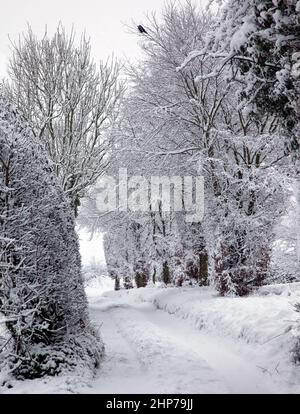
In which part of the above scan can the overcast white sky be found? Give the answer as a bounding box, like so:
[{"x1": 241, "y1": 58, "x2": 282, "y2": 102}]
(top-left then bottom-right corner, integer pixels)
[{"x1": 0, "y1": 0, "x2": 172, "y2": 77}]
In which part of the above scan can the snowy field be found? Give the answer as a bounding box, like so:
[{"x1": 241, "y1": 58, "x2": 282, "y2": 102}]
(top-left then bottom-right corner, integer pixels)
[{"x1": 1, "y1": 281, "x2": 300, "y2": 394}]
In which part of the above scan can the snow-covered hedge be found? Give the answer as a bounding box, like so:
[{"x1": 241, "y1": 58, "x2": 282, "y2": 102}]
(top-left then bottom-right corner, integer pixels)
[{"x1": 0, "y1": 98, "x2": 103, "y2": 379}]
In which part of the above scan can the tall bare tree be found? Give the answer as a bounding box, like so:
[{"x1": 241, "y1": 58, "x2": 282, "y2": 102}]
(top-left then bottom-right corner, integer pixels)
[{"x1": 5, "y1": 25, "x2": 124, "y2": 215}]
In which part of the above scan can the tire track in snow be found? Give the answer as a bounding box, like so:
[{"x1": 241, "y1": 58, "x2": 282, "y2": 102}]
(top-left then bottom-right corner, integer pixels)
[
  {"x1": 89, "y1": 301, "x2": 229, "y2": 393},
  {"x1": 135, "y1": 303, "x2": 281, "y2": 394},
  {"x1": 89, "y1": 305, "x2": 146, "y2": 394}
]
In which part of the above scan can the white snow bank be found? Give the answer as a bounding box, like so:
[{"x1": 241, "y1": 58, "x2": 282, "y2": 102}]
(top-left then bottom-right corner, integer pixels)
[
  {"x1": 257, "y1": 282, "x2": 300, "y2": 296},
  {"x1": 101, "y1": 284, "x2": 300, "y2": 390}
]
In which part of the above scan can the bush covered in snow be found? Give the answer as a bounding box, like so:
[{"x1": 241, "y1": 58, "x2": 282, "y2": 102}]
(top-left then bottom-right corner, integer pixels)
[{"x1": 0, "y1": 97, "x2": 104, "y2": 379}]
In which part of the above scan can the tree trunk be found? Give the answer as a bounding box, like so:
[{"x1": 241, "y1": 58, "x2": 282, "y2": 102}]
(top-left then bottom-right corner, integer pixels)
[{"x1": 199, "y1": 250, "x2": 209, "y2": 286}]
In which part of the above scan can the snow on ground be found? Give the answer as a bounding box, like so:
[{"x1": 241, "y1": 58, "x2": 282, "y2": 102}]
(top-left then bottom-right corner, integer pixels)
[
  {"x1": 84, "y1": 274, "x2": 114, "y2": 298},
  {"x1": 88, "y1": 284, "x2": 300, "y2": 394},
  {"x1": 1, "y1": 282, "x2": 300, "y2": 393}
]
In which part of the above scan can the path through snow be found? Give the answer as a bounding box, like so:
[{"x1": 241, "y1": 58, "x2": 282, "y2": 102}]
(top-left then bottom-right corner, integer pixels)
[
  {"x1": 2, "y1": 286, "x2": 298, "y2": 394},
  {"x1": 88, "y1": 295, "x2": 283, "y2": 394}
]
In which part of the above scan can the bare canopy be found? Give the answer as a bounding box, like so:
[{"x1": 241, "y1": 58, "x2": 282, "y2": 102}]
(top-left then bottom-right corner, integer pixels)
[{"x1": 5, "y1": 25, "x2": 124, "y2": 215}]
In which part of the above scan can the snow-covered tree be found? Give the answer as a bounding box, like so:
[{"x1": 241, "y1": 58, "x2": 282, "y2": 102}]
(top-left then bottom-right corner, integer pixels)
[
  {"x1": 210, "y1": 0, "x2": 299, "y2": 133},
  {"x1": 200, "y1": 0, "x2": 300, "y2": 358},
  {"x1": 0, "y1": 97, "x2": 103, "y2": 379},
  {"x1": 4, "y1": 25, "x2": 124, "y2": 216},
  {"x1": 207, "y1": 0, "x2": 300, "y2": 267},
  {"x1": 79, "y1": 1, "x2": 292, "y2": 296},
  {"x1": 271, "y1": 183, "x2": 299, "y2": 283},
  {"x1": 129, "y1": 1, "x2": 290, "y2": 294}
]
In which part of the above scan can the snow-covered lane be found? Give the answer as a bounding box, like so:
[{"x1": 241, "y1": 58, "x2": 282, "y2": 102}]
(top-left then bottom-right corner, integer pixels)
[{"x1": 88, "y1": 298, "x2": 282, "y2": 394}]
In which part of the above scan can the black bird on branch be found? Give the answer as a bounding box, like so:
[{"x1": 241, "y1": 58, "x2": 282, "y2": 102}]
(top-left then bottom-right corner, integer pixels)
[{"x1": 138, "y1": 25, "x2": 148, "y2": 35}]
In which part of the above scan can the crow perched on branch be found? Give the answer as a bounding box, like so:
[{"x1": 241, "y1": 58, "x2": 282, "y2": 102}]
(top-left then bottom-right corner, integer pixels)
[{"x1": 138, "y1": 25, "x2": 148, "y2": 34}]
